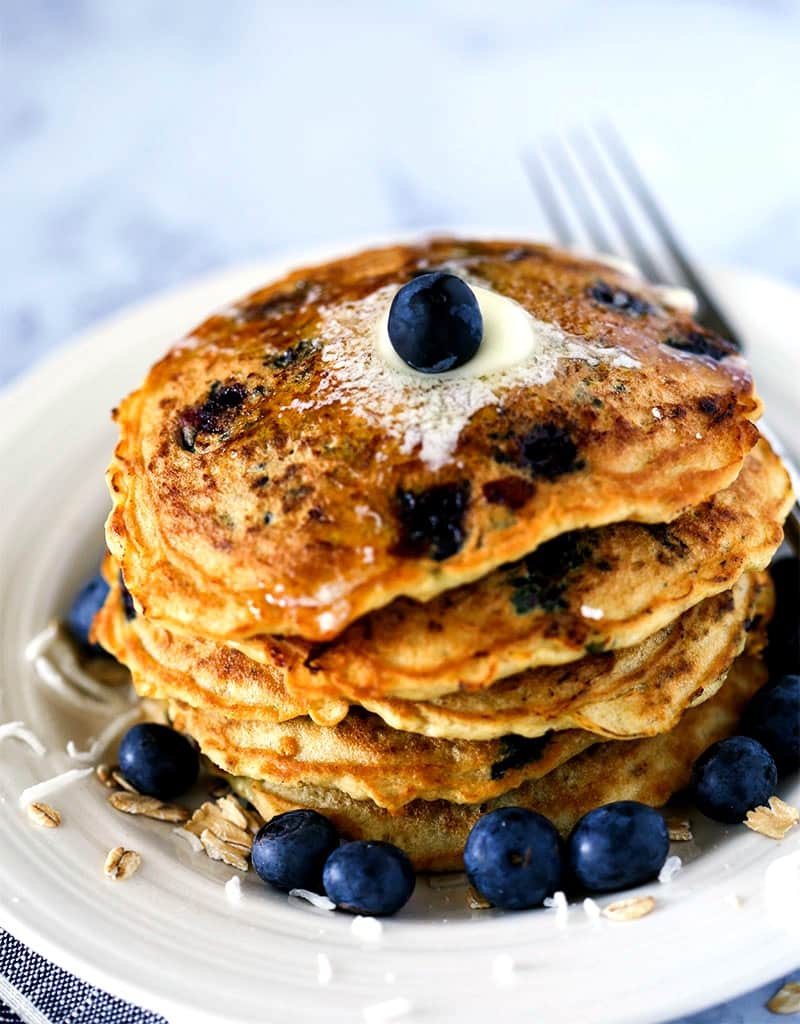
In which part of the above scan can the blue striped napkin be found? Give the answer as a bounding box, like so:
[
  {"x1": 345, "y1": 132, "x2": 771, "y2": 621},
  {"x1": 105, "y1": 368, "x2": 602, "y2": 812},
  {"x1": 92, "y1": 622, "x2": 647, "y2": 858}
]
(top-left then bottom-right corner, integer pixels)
[{"x1": 0, "y1": 931, "x2": 165, "y2": 1024}]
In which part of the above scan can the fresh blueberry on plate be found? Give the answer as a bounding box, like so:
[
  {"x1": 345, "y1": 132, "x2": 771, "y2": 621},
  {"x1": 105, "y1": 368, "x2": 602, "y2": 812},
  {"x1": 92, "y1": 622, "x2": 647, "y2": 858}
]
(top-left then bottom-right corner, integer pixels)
[
  {"x1": 118, "y1": 723, "x2": 199, "y2": 800},
  {"x1": 67, "y1": 573, "x2": 110, "y2": 652},
  {"x1": 464, "y1": 806, "x2": 562, "y2": 910},
  {"x1": 388, "y1": 272, "x2": 482, "y2": 373},
  {"x1": 742, "y1": 674, "x2": 800, "y2": 775},
  {"x1": 690, "y1": 735, "x2": 778, "y2": 823},
  {"x1": 567, "y1": 801, "x2": 669, "y2": 893},
  {"x1": 323, "y1": 840, "x2": 415, "y2": 916},
  {"x1": 251, "y1": 809, "x2": 339, "y2": 893}
]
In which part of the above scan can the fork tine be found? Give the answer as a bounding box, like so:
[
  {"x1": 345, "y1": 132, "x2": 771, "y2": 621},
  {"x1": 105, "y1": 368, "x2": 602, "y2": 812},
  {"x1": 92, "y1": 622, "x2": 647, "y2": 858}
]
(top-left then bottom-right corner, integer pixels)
[
  {"x1": 596, "y1": 122, "x2": 741, "y2": 343},
  {"x1": 521, "y1": 148, "x2": 577, "y2": 249},
  {"x1": 543, "y1": 137, "x2": 615, "y2": 255},
  {"x1": 569, "y1": 127, "x2": 665, "y2": 283}
]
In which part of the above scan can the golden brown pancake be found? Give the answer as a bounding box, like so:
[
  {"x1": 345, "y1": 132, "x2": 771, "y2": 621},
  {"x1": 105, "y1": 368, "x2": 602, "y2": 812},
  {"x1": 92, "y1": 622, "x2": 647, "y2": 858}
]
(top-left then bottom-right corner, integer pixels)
[
  {"x1": 92, "y1": 568, "x2": 349, "y2": 727},
  {"x1": 100, "y1": 569, "x2": 769, "y2": 810},
  {"x1": 232, "y1": 438, "x2": 789, "y2": 702},
  {"x1": 230, "y1": 654, "x2": 768, "y2": 870},
  {"x1": 95, "y1": 553, "x2": 768, "y2": 745},
  {"x1": 360, "y1": 570, "x2": 772, "y2": 739},
  {"x1": 105, "y1": 239, "x2": 760, "y2": 643}
]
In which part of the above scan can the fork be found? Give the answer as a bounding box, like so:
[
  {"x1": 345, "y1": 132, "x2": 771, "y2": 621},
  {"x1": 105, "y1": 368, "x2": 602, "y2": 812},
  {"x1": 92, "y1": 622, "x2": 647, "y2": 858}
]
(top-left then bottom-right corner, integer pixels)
[{"x1": 522, "y1": 123, "x2": 800, "y2": 555}]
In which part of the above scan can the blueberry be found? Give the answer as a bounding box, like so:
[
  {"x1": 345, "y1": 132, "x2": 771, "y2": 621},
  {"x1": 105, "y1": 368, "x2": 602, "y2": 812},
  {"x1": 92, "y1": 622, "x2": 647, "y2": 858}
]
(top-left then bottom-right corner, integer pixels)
[
  {"x1": 742, "y1": 675, "x2": 800, "y2": 775},
  {"x1": 118, "y1": 723, "x2": 199, "y2": 800},
  {"x1": 394, "y1": 482, "x2": 470, "y2": 561},
  {"x1": 67, "y1": 573, "x2": 110, "y2": 652},
  {"x1": 464, "y1": 806, "x2": 562, "y2": 910},
  {"x1": 567, "y1": 801, "x2": 669, "y2": 893},
  {"x1": 690, "y1": 736, "x2": 778, "y2": 823},
  {"x1": 519, "y1": 423, "x2": 582, "y2": 480},
  {"x1": 251, "y1": 810, "x2": 339, "y2": 893},
  {"x1": 323, "y1": 840, "x2": 415, "y2": 916},
  {"x1": 589, "y1": 280, "x2": 653, "y2": 316},
  {"x1": 388, "y1": 272, "x2": 482, "y2": 373}
]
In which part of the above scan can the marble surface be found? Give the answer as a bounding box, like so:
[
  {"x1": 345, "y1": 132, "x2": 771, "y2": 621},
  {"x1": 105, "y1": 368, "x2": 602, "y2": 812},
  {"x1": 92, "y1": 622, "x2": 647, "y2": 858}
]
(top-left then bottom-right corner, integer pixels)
[{"x1": 0, "y1": 3, "x2": 797, "y2": 1022}]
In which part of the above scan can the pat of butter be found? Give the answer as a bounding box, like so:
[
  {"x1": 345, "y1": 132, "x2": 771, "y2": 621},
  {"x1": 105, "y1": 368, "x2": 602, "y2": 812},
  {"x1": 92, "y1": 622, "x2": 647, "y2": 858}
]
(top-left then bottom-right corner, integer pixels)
[{"x1": 377, "y1": 285, "x2": 539, "y2": 380}]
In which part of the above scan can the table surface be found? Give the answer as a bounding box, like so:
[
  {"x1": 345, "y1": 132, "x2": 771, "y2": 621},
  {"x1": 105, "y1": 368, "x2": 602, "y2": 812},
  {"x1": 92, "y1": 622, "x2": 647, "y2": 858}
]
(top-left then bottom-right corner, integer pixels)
[{"x1": 0, "y1": 2, "x2": 797, "y2": 1021}]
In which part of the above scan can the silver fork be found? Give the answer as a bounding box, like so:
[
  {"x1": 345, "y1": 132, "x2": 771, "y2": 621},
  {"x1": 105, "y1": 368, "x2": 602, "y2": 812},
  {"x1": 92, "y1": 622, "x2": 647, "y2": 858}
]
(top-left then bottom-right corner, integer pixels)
[{"x1": 523, "y1": 124, "x2": 800, "y2": 554}]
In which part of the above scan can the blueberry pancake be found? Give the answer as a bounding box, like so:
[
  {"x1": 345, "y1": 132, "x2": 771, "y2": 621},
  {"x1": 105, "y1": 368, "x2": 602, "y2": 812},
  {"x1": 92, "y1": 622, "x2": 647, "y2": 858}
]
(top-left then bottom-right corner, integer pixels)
[
  {"x1": 227, "y1": 654, "x2": 768, "y2": 871},
  {"x1": 94, "y1": 567, "x2": 769, "y2": 812},
  {"x1": 231, "y1": 438, "x2": 789, "y2": 702},
  {"x1": 95, "y1": 553, "x2": 768, "y2": 742},
  {"x1": 105, "y1": 239, "x2": 761, "y2": 644}
]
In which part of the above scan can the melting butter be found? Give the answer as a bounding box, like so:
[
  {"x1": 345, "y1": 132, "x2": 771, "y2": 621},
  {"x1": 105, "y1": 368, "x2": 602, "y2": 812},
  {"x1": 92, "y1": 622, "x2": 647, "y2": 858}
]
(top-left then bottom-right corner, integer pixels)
[{"x1": 376, "y1": 285, "x2": 543, "y2": 380}]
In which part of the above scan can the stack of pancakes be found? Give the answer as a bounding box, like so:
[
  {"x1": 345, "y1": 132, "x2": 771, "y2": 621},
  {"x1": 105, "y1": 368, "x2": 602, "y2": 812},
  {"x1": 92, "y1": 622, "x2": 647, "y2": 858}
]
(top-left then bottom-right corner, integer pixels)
[{"x1": 94, "y1": 239, "x2": 794, "y2": 870}]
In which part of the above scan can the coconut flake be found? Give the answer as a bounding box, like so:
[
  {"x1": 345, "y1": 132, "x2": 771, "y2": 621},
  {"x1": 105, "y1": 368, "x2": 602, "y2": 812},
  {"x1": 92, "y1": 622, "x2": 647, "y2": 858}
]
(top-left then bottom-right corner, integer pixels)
[
  {"x1": 289, "y1": 888, "x2": 336, "y2": 911},
  {"x1": 350, "y1": 915, "x2": 383, "y2": 943},
  {"x1": 651, "y1": 407, "x2": 662, "y2": 420},
  {"x1": 580, "y1": 604, "x2": 604, "y2": 621},
  {"x1": 0, "y1": 721, "x2": 46, "y2": 757},
  {"x1": 583, "y1": 897, "x2": 602, "y2": 921},
  {"x1": 18, "y1": 767, "x2": 93, "y2": 809},
  {"x1": 65, "y1": 706, "x2": 142, "y2": 763},
  {"x1": 362, "y1": 997, "x2": 412, "y2": 1023},
  {"x1": 316, "y1": 952, "x2": 333, "y2": 986},
  {"x1": 225, "y1": 875, "x2": 242, "y2": 905},
  {"x1": 543, "y1": 890, "x2": 569, "y2": 927},
  {"x1": 26, "y1": 622, "x2": 132, "y2": 707},
  {"x1": 658, "y1": 855, "x2": 683, "y2": 884}
]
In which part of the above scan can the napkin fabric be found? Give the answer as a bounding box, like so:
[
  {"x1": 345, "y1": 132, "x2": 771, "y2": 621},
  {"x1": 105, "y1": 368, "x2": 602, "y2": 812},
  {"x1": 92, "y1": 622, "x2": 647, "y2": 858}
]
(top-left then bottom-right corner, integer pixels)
[{"x1": 0, "y1": 931, "x2": 165, "y2": 1024}]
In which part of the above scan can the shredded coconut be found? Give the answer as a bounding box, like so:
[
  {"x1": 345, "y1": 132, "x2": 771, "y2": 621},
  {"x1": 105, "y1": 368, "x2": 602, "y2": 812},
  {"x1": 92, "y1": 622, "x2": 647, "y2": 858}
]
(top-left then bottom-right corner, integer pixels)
[
  {"x1": 651, "y1": 406, "x2": 662, "y2": 420},
  {"x1": 583, "y1": 897, "x2": 602, "y2": 920},
  {"x1": 308, "y1": 284, "x2": 640, "y2": 471},
  {"x1": 316, "y1": 952, "x2": 333, "y2": 986},
  {"x1": 26, "y1": 622, "x2": 132, "y2": 707},
  {"x1": 543, "y1": 890, "x2": 569, "y2": 927},
  {"x1": 580, "y1": 604, "x2": 605, "y2": 621},
  {"x1": 289, "y1": 888, "x2": 336, "y2": 911},
  {"x1": 18, "y1": 767, "x2": 93, "y2": 809},
  {"x1": 350, "y1": 915, "x2": 383, "y2": 943},
  {"x1": 0, "y1": 721, "x2": 46, "y2": 757},
  {"x1": 658, "y1": 855, "x2": 683, "y2": 884},
  {"x1": 173, "y1": 827, "x2": 204, "y2": 853},
  {"x1": 225, "y1": 875, "x2": 242, "y2": 905},
  {"x1": 491, "y1": 953, "x2": 516, "y2": 986},
  {"x1": 65, "y1": 706, "x2": 142, "y2": 763},
  {"x1": 362, "y1": 997, "x2": 412, "y2": 1023}
]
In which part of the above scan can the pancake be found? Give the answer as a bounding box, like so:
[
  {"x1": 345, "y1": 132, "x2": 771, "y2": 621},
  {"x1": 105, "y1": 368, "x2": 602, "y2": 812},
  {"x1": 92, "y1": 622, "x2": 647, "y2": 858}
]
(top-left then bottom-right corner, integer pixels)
[
  {"x1": 109, "y1": 574, "x2": 768, "y2": 811},
  {"x1": 95, "y1": 553, "x2": 768, "y2": 747},
  {"x1": 169, "y1": 701, "x2": 597, "y2": 811},
  {"x1": 361, "y1": 570, "x2": 772, "y2": 740},
  {"x1": 229, "y1": 654, "x2": 769, "y2": 871},
  {"x1": 105, "y1": 238, "x2": 761, "y2": 643},
  {"x1": 232, "y1": 438, "x2": 790, "y2": 702},
  {"x1": 93, "y1": 569, "x2": 350, "y2": 727}
]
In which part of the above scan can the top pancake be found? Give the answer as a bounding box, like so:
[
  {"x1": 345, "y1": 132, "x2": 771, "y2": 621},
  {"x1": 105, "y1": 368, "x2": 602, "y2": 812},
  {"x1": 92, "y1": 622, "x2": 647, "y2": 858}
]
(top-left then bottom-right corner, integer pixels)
[{"x1": 106, "y1": 238, "x2": 761, "y2": 643}]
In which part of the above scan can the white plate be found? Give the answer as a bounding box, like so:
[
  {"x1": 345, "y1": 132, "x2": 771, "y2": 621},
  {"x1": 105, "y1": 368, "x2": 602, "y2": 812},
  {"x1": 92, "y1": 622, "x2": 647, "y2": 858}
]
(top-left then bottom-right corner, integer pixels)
[{"x1": 0, "y1": 243, "x2": 798, "y2": 1024}]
